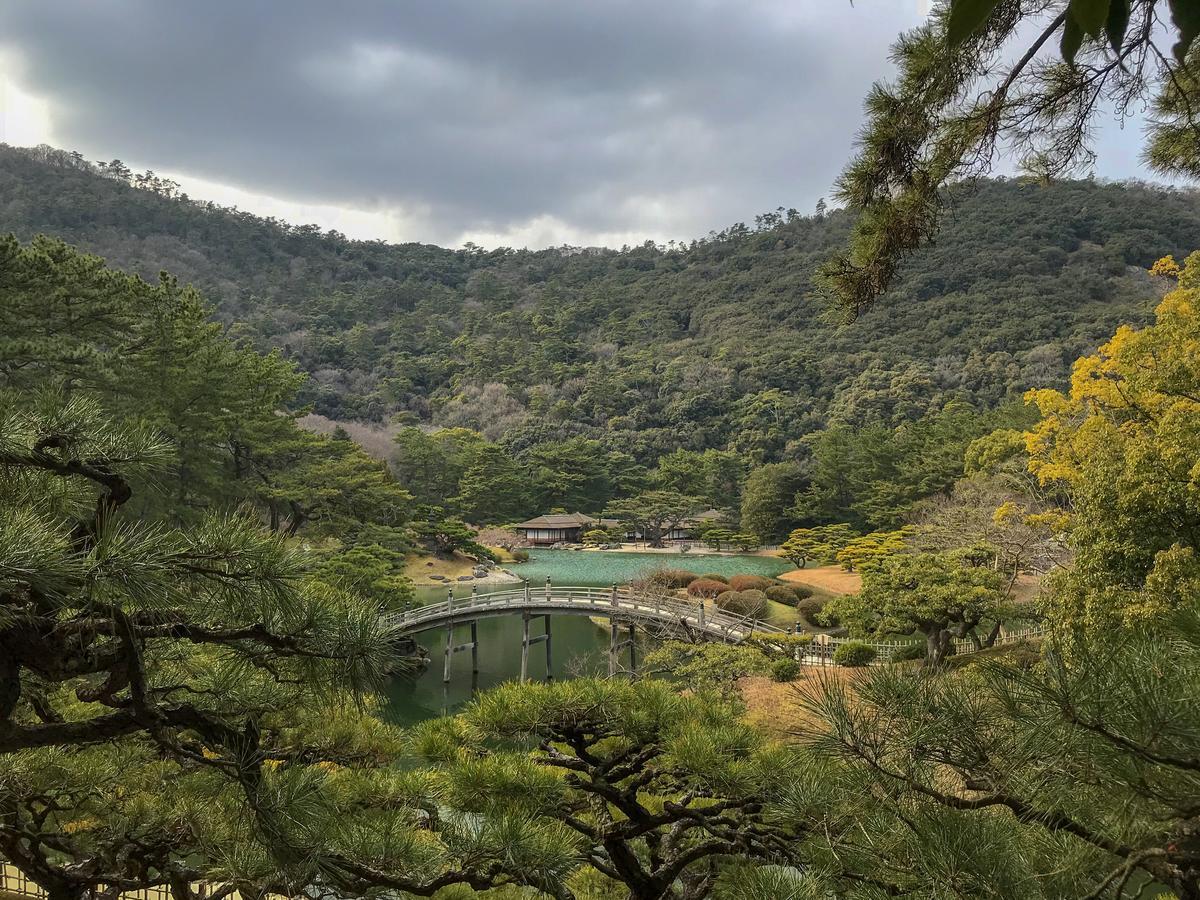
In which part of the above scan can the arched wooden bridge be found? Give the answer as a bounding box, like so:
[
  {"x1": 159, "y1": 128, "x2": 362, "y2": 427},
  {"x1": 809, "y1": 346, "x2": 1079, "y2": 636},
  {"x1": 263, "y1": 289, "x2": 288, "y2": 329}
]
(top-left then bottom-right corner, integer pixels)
[
  {"x1": 382, "y1": 581, "x2": 773, "y2": 681},
  {"x1": 381, "y1": 579, "x2": 1048, "y2": 682}
]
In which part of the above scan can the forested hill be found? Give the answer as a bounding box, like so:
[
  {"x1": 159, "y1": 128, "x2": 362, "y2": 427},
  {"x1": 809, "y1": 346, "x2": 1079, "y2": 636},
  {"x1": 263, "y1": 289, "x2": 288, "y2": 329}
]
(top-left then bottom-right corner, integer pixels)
[{"x1": 2, "y1": 143, "x2": 1197, "y2": 467}]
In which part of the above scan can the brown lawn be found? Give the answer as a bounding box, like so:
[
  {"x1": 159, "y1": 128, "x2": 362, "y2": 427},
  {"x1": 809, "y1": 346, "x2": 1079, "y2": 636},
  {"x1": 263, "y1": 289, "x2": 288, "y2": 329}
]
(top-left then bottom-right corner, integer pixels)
[
  {"x1": 780, "y1": 566, "x2": 1044, "y2": 604},
  {"x1": 778, "y1": 565, "x2": 861, "y2": 595},
  {"x1": 739, "y1": 666, "x2": 861, "y2": 738}
]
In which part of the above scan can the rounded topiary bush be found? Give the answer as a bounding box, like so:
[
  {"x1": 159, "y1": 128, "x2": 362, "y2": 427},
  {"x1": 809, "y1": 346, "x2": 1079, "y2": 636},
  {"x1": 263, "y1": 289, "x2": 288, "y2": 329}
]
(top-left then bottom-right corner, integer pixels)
[
  {"x1": 770, "y1": 657, "x2": 801, "y2": 682},
  {"x1": 715, "y1": 590, "x2": 739, "y2": 609},
  {"x1": 765, "y1": 585, "x2": 799, "y2": 604},
  {"x1": 728, "y1": 574, "x2": 772, "y2": 592},
  {"x1": 790, "y1": 584, "x2": 814, "y2": 600},
  {"x1": 716, "y1": 589, "x2": 769, "y2": 618},
  {"x1": 796, "y1": 596, "x2": 825, "y2": 620},
  {"x1": 833, "y1": 641, "x2": 877, "y2": 668},
  {"x1": 739, "y1": 589, "x2": 769, "y2": 617},
  {"x1": 687, "y1": 578, "x2": 728, "y2": 598},
  {"x1": 647, "y1": 568, "x2": 698, "y2": 589},
  {"x1": 697, "y1": 573, "x2": 729, "y2": 584}
]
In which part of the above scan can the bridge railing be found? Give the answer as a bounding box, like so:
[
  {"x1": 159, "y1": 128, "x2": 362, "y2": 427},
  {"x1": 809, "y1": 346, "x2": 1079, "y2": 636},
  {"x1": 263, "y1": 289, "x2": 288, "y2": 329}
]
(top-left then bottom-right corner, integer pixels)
[
  {"x1": 382, "y1": 582, "x2": 775, "y2": 639},
  {"x1": 381, "y1": 580, "x2": 1048, "y2": 666}
]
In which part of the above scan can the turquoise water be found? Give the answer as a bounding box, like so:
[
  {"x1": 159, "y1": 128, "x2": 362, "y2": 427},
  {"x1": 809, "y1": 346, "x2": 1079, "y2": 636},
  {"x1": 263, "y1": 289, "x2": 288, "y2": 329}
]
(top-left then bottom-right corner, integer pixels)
[
  {"x1": 508, "y1": 549, "x2": 792, "y2": 586},
  {"x1": 382, "y1": 550, "x2": 789, "y2": 724}
]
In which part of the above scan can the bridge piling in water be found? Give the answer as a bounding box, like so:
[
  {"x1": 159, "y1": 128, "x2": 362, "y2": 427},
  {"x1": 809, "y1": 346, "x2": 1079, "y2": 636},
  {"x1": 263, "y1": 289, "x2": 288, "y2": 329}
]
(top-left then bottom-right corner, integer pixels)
[
  {"x1": 608, "y1": 620, "x2": 637, "y2": 677},
  {"x1": 442, "y1": 619, "x2": 480, "y2": 682},
  {"x1": 608, "y1": 582, "x2": 637, "y2": 678},
  {"x1": 442, "y1": 588, "x2": 480, "y2": 682},
  {"x1": 520, "y1": 611, "x2": 552, "y2": 682}
]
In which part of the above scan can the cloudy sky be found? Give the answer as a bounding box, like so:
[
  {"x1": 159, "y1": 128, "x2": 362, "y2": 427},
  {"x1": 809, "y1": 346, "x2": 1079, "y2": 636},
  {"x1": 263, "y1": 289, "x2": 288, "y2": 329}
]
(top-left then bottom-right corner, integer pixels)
[{"x1": 0, "y1": 1, "x2": 1152, "y2": 248}]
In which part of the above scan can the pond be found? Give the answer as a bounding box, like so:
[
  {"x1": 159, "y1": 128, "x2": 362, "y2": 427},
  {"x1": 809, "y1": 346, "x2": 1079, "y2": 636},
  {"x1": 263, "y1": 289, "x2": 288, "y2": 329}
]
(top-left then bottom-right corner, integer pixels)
[
  {"x1": 508, "y1": 548, "x2": 793, "y2": 586},
  {"x1": 382, "y1": 550, "x2": 791, "y2": 724},
  {"x1": 383, "y1": 613, "x2": 618, "y2": 726}
]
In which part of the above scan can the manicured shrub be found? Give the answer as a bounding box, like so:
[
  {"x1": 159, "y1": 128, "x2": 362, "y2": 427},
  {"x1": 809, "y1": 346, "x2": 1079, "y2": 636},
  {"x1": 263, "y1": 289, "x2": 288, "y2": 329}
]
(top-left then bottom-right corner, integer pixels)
[
  {"x1": 715, "y1": 590, "x2": 739, "y2": 608},
  {"x1": 770, "y1": 657, "x2": 802, "y2": 682},
  {"x1": 765, "y1": 585, "x2": 799, "y2": 604},
  {"x1": 796, "y1": 596, "x2": 825, "y2": 620},
  {"x1": 582, "y1": 528, "x2": 610, "y2": 545},
  {"x1": 833, "y1": 641, "x2": 877, "y2": 667},
  {"x1": 687, "y1": 578, "x2": 728, "y2": 598},
  {"x1": 739, "y1": 589, "x2": 769, "y2": 617},
  {"x1": 510, "y1": 548, "x2": 530, "y2": 563},
  {"x1": 716, "y1": 589, "x2": 769, "y2": 618},
  {"x1": 647, "y1": 568, "x2": 698, "y2": 589},
  {"x1": 728, "y1": 574, "x2": 772, "y2": 592},
  {"x1": 697, "y1": 573, "x2": 729, "y2": 584},
  {"x1": 890, "y1": 642, "x2": 926, "y2": 662},
  {"x1": 790, "y1": 584, "x2": 814, "y2": 600}
]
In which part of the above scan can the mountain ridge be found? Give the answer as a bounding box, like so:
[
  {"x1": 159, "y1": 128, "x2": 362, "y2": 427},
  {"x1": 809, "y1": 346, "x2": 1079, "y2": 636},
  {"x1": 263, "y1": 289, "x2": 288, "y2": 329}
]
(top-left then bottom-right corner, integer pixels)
[{"x1": 1, "y1": 142, "x2": 1196, "y2": 468}]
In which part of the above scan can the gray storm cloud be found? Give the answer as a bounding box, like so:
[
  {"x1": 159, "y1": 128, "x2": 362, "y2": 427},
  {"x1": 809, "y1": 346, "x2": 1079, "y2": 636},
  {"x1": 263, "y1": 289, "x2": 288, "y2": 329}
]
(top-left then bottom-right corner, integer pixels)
[{"x1": 0, "y1": 2, "x2": 939, "y2": 244}]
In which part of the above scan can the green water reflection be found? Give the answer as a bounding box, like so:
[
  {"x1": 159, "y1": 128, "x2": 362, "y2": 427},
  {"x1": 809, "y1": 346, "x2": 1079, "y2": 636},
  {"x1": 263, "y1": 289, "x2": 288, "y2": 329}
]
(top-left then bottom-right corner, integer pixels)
[
  {"x1": 509, "y1": 548, "x2": 792, "y2": 586},
  {"x1": 382, "y1": 550, "x2": 790, "y2": 724},
  {"x1": 383, "y1": 613, "x2": 615, "y2": 726}
]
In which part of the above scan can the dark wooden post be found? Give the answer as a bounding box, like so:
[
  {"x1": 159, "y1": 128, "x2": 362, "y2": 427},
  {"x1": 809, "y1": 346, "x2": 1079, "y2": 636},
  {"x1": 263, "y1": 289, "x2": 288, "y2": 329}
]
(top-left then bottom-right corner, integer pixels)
[
  {"x1": 608, "y1": 619, "x2": 620, "y2": 677},
  {"x1": 442, "y1": 589, "x2": 455, "y2": 682},
  {"x1": 520, "y1": 611, "x2": 531, "y2": 683}
]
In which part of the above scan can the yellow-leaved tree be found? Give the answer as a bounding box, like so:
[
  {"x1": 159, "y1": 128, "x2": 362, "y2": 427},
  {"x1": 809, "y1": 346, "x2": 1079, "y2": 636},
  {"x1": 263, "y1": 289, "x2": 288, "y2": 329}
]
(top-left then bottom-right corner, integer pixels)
[{"x1": 1026, "y1": 251, "x2": 1200, "y2": 634}]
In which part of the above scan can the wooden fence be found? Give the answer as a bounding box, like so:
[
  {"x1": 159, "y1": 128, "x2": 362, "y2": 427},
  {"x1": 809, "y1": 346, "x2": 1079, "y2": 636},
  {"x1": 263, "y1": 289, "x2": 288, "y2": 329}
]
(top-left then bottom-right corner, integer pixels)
[
  {"x1": 795, "y1": 623, "x2": 1047, "y2": 665},
  {"x1": 1, "y1": 863, "x2": 256, "y2": 900}
]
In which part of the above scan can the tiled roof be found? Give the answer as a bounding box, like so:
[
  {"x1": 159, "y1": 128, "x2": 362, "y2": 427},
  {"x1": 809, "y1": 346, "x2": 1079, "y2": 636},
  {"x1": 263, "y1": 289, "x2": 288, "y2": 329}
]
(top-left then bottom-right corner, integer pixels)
[{"x1": 514, "y1": 512, "x2": 598, "y2": 528}]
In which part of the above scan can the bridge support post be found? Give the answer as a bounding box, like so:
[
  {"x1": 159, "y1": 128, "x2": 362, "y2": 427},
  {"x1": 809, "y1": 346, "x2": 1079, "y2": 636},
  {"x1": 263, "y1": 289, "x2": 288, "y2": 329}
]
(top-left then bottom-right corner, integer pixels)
[
  {"x1": 608, "y1": 620, "x2": 619, "y2": 677},
  {"x1": 545, "y1": 576, "x2": 552, "y2": 603},
  {"x1": 443, "y1": 621, "x2": 480, "y2": 682},
  {"x1": 440, "y1": 584, "x2": 479, "y2": 681},
  {"x1": 608, "y1": 618, "x2": 636, "y2": 677},
  {"x1": 470, "y1": 620, "x2": 479, "y2": 675},
  {"x1": 520, "y1": 613, "x2": 552, "y2": 683},
  {"x1": 521, "y1": 612, "x2": 530, "y2": 682}
]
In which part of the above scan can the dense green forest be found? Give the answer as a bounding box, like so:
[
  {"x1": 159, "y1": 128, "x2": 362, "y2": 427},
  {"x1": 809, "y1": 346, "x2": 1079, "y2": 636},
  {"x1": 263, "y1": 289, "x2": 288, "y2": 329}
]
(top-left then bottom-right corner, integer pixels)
[
  {"x1": 1, "y1": 143, "x2": 1191, "y2": 435},
  {"x1": 4, "y1": 142, "x2": 1197, "y2": 535}
]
